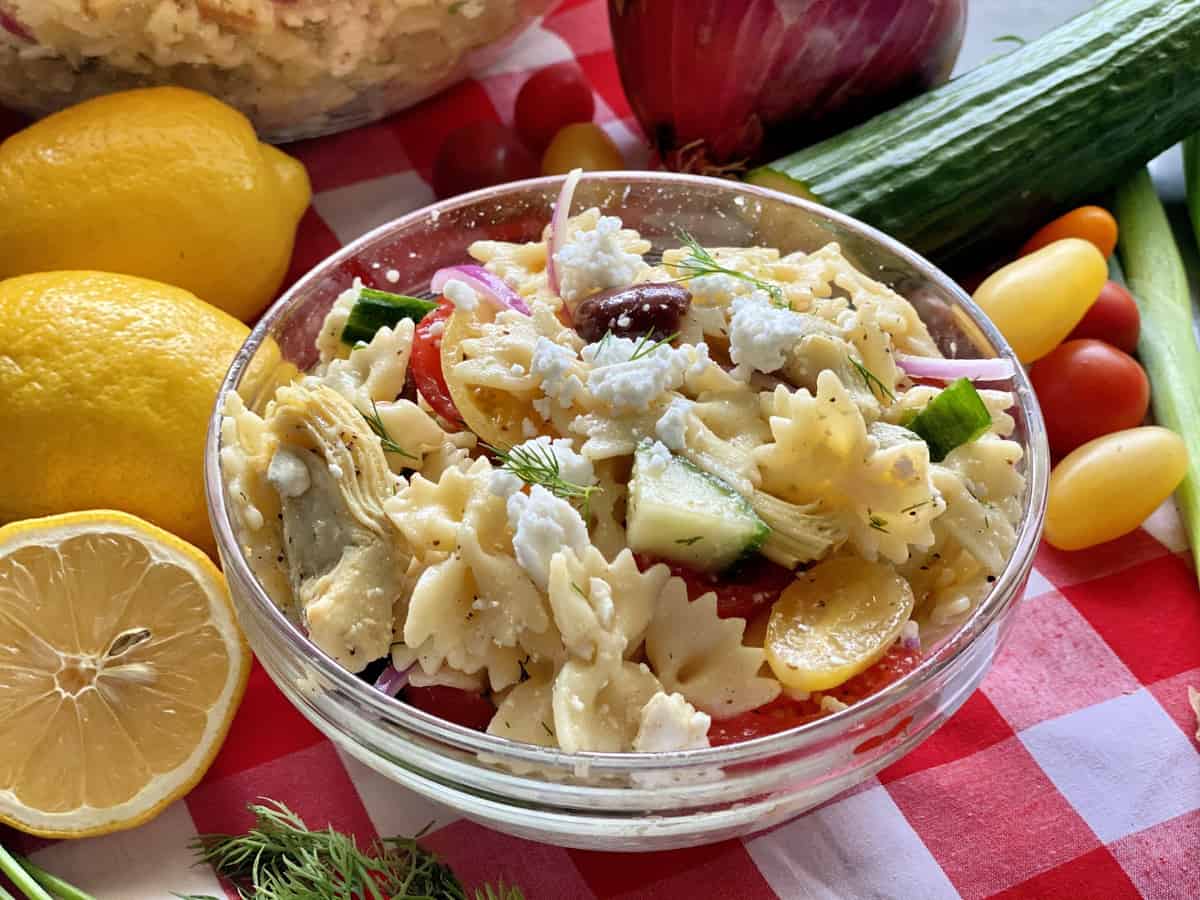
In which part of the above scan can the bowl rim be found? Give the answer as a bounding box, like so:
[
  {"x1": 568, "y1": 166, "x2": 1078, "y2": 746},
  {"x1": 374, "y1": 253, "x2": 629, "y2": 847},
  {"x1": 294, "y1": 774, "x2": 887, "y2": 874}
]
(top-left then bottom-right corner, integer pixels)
[{"x1": 204, "y1": 171, "x2": 1050, "y2": 772}]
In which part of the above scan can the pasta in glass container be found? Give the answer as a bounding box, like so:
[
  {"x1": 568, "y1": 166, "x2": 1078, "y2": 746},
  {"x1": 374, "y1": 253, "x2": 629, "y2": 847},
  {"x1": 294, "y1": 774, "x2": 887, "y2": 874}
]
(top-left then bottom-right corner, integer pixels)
[{"x1": 219, "y1": 172, "x2": 1027, "y2": 757}]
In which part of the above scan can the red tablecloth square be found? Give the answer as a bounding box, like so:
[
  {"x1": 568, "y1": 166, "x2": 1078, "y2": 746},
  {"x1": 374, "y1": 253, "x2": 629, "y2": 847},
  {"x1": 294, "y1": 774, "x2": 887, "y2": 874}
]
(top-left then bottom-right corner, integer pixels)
[{"x1": 887, "y1": 737, "x2": 1100, "y2": 899}]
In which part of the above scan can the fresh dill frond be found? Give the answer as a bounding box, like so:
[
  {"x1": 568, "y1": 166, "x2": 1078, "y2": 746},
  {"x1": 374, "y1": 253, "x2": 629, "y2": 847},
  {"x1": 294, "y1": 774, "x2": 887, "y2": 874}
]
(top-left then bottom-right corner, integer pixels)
[
  {"x1": 571, "y1": 581, "x2": 587, "y2": 598},
  {"x1": 364, "y1": 401, "x2": 417, "y2": 459},
  {"x1": 487, "y1": 441, "x2": 600, "y2": 517},
  {"x1": 674, "y1": 536, "x2": 703, "y2": 546},
  {"x1": 184, "y1": 800, "x2": 483, "y2": 900},
  {"x1": 673, "y1": 230, "x2": 786, "y2": 305},
  {"x1": 848, "y1": 357, "x2": 896, "y2": 403},
  {"x1": 868, "y1": 514, "x2": 890, "y2": 533},
  {"x1": 627, "y1": 330, "x2": 680, "y2": 362},
  {"x1": 900, "y1": 499, "x2": 934, "y2": 515}
]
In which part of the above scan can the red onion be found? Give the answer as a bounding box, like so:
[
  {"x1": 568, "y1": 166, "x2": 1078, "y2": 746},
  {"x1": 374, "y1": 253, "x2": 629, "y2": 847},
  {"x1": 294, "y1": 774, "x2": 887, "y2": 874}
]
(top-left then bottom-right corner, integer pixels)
[
  {"x1": 0, "y1": 7, "x2": 32, "y2": 41},
  {"x1": 895, "y1": 354, "x2": 1016, "y2": 383},
  {"x1": 373, "y1": 662, "x2": 411, "y2": 698},
  {"x1": 547, "y1": 167, "x2": 583, "y2": 301},
  {"x1": 608, "y1": 0, "x2": 966, "y2": 172},
  {"x1": 431, "y1": 264, "x2": 531, "y2": 315}
]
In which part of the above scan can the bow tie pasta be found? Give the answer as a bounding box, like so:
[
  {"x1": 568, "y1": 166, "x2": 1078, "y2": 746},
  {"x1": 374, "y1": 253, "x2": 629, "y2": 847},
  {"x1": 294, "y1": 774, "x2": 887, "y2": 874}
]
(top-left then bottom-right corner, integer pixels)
[{"x1": 221, "y1": 193, "x2": 1027, "y2": 758}]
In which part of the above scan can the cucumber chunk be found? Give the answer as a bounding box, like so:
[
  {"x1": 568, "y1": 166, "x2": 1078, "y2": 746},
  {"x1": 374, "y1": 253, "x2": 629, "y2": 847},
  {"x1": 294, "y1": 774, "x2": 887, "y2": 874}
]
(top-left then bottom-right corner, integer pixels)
[
  {"x1": 627, "y1": 442, "x2": 769, "y2": 573},
  {"x1": 341, "y1": 288, "x2": 437, "y2": 346}
]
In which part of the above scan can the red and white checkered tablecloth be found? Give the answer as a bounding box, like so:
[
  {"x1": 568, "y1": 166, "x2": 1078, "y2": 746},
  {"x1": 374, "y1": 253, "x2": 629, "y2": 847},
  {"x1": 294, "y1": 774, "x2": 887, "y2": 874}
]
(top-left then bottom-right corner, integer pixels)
[{"x1": 4, "y1": 1, "x2": 1199, "y2": 897}]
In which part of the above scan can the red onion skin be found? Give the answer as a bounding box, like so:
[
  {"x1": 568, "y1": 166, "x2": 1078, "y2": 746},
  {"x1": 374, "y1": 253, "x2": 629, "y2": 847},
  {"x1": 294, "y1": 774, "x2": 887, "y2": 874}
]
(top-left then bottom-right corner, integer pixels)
[
  {"x1": 0, "y1": 7, "x2": 32, "y2": 41},
  {"x1": 608, "y1": 0, "x2": 967, "y2": 172}
]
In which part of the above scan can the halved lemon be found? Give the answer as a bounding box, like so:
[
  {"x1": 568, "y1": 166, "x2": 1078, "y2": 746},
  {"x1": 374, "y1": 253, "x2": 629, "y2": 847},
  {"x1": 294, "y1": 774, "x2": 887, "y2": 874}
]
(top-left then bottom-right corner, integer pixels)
[{"x1": 0, "y1": 510, "x2": 250, "y2": 837}]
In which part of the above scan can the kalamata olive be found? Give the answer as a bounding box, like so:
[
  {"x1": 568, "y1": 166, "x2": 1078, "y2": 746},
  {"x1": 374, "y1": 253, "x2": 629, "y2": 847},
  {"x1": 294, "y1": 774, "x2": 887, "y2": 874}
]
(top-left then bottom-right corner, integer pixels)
[{"x1": 573, "y1": 283, "x2": 692, "y2": 342}]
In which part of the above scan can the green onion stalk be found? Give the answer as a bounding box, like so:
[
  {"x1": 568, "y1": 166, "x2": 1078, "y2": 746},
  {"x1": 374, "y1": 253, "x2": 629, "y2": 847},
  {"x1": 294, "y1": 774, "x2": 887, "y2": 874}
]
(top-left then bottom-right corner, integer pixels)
[{"x1": 1114, "y1": 166, "x2": 1200, "y2": 577}]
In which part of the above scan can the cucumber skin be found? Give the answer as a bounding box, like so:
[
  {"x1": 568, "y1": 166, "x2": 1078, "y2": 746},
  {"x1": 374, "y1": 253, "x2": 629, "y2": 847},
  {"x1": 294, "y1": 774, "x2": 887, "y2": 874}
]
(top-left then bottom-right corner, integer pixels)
[{"x1": 749, "y1": 0, "x2": 1200, "y2": 264}]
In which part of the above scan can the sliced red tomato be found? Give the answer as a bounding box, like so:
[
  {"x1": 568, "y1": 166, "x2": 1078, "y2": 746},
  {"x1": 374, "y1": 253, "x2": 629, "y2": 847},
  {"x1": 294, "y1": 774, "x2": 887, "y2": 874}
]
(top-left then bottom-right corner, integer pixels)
[
  {"x1": 708, "y1": 643, "x2": 922, "y2": 746},
  {"x1": 401, "y1": 685, "x2": 495, "y2": 732},
  {"x1": 636, "y1": 554, "x2": 796, "y2": 620},
  {"x1": 410, "y1": 300, "x2": 462, "y2": 426},
  {"x1": 709, "y1": 695, "x2": 825, "y2": 746}
]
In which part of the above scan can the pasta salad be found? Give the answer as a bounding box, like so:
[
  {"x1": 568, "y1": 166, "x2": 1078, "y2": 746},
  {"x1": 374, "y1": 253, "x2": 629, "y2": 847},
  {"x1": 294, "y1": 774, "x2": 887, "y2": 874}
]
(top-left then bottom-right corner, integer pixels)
[{"x1": 221, "y1": 173, "x2": 1025, "y2": 754}]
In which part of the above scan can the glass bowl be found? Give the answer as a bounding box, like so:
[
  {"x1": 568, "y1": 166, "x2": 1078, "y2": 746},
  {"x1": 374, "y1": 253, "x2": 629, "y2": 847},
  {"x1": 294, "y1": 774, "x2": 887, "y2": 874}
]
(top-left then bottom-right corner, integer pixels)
[
  {"x1": 204, "y1": 173, "x2": 1049, "y2": 851},
  {"x1": 0, "y1": 0, "x2": 556, "y2": 142}
]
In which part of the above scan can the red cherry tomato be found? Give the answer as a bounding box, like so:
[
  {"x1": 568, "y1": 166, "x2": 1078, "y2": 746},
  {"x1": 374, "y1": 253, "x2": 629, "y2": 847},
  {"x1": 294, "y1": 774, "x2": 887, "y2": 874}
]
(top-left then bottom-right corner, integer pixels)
[
  {"x1": 431, "y1": 121, "x2": 538, "y2": 200},
  {"x1": 1029, "y1": 338, "x2": 1150, "y2": 457},
  {"x1": 402, "y1": 685, "x2": 495, "y2": 732},
  {"x1": 708, "y1": 644, "x2": 921, "y2": 746},
  {"x1": 636, "y1": 554, "x2": 796, "y2": 620},
  {"x1": 514, "y1": 62, "x2": 596, "y2": 152},
  {"x1": 1064, "y1": 280, "x2": 1141, "y2": 353},
  {"x1": 409, "y1": 301, "x2": 462, "y2": 426}
]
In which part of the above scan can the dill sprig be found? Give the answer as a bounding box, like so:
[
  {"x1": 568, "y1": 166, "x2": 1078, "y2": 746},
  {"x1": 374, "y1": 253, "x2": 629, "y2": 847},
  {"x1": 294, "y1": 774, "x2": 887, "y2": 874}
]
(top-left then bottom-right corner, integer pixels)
[
  {"x1": 848, "y1": 357, "x2": 896, "y2": 403},
  {"x1": 177, "y1": 800, "x2": 523, "y2": 900},
  {"x1": 673, "y1": 230, "x2": 787, "y2": 306},
  {"x1": 364, "y1": 401, "x2": 417, "y2": 459},
  {"x1": 487, "y1": 441, "x2": 600, "y2": 517},
  {"x1": 627, "y1": 329, "x2": 680, "y2": 361},
  {"x1": 868, "y1": 513, "x2": 890, "y2": 533}
]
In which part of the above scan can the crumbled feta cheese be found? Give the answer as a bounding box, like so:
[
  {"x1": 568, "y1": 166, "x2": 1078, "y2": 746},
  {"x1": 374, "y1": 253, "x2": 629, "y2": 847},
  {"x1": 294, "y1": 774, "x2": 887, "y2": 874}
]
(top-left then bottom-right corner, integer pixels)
[
  {"x1": 266, "y1": 447, "x2": 311, "y2": 498},
  {"x1": 582, "y1": 335, "x2": 694, "y2": 412},
  {"x1": 688, "y1": 272, "x2": 742, "y2": 304},
  {"x1": 489, "y1": 468, "x2": 524, "y2": 499},
  {"x1": 641, "y1": 440, "x2": 673, "y2": 477},
  {"x1": 727, "y1": 289, "x2": 820, "y2": 378},
  {"x1": 532, "y1": 397, "x2": 552, "y2": 419},
  {"x1": 427, "y1": 319, "x2": 445, "y2": 337},
  {"x1": 327, "y1": 462, "x2": 344, "y2": 480},
  {"x1": 820, "y1": 695, "x2": 850, "y2": 714},
  {"x1": 385, "y1": 268, "x2": 400, "y2": 284},
  {"x1": 655, "y1": 397, "x2": 692, "y2": 451},
  {"x1": 555, "y1": 215, "x2": 644, "y2": 302},
  {"x1": 633, "y1": 692, "x2": 711, "y2": 753},
  {"x1": 521, "y1": 417, "x2": 538, "y2": 438},
  {"x1": 509, "y1": 363, "x2": 527, "y2": 376},
  {"x1": 900, "y1": 619, "x2": 921, "y2": 650},
  {"x1": 616, "y1": 314, "x2": 631, "y2": 329},
  {"x1": 688, "y1": 341, "x2": 712, "y2": 377},
  {"x1": 443, "y1": 278, "x2": 479, "y2": 312},
  {"x1": 531, "y1": 337, "x2": 583, "y2": 408},
  {"x1": 506, "y1": 485, "x2": 590, "y2": 589},
  {"x1": 507, "y1": 436, "x2": 596, "y2": 488}
]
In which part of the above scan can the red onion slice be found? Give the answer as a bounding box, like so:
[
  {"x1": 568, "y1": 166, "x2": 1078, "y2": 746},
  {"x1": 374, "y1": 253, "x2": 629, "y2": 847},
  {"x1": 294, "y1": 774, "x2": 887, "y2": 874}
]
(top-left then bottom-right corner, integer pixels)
[
  {"x1": 895, "y1": 353, "x2": 1015, "y2": 382},
  {"x1": 546, "y1": 167, "x2": 583, "y2": 300},
  {"x1": 0, "y1": 7, "x2": 33, "y2": 41},
  {"x1": 431, "y1": 264, "x2": 530, "y2": 316},
  {"x1": 373, "y1": 662, "x2": 411, "y2": 698}
]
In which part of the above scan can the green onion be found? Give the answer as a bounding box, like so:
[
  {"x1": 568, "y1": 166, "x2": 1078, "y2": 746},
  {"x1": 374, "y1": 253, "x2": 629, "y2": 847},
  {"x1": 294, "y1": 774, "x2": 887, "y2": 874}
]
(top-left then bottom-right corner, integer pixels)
[
  {"x1": 1116, "y1": 165, "x2": 1200, "y2": 574},
  {"x1": 907, "y1": 377, "x2": 991, "y2": 462},
  {"x1": 0, "y1": 844, "x2": 56, "y2": 900},
  {"x1": 340, "y1": 287, "x2": 437, "y2": 346}
]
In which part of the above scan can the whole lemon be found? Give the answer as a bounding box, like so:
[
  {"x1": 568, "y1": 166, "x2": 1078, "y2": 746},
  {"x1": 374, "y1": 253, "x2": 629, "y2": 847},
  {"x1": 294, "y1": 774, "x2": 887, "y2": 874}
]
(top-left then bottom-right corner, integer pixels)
[
  {"x1": 0, "y1": 87, "x2": 310, "y2": 322},
  {"x1": 0, "y1": 271, "x2": 259, "y2": 554}
]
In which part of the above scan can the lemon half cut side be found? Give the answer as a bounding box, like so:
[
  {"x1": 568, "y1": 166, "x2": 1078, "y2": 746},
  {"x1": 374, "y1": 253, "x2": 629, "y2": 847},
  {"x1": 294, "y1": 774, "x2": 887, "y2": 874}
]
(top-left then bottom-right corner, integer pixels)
[{"x1": 0, "y1": 511, "x2": 250, "y2": 838}]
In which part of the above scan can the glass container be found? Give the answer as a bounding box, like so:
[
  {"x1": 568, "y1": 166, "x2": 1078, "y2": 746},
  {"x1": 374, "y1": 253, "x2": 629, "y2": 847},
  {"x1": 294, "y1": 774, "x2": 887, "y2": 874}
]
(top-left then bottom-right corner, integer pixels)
[{"x1": 205, "y1": 173, "x2": 1049, "y2": 851}]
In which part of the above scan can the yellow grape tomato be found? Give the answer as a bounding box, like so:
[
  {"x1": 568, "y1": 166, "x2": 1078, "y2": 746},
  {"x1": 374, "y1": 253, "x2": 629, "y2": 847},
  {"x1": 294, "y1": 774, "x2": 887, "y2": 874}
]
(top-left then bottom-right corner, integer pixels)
[
  {"x1": 765, "y1": 557, "x2": 914, "y2": 693},
  {"x1": 542, "y1": 123, "x2": 625, "y2": 175},
  {"x1": 974, "y1": 238, "x2": 1107, "y2": 363},
  {"x1": 1045, "y1": 426, "x2": 1188, "y2": 551}
]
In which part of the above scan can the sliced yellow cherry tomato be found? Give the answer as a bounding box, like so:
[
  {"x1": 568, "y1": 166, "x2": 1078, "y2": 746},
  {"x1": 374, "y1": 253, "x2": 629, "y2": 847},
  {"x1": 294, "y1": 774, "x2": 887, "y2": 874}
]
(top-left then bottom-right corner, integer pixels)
[
  {"x1": 766, "y1": 557, "x2": 914, "y2": 693},
  {"x1": 1045, "y1": 426, "x2": 1188, "y2": 551},
  {"x1": 974, "y1": 238, "x2": 1107, "y2": 363}
]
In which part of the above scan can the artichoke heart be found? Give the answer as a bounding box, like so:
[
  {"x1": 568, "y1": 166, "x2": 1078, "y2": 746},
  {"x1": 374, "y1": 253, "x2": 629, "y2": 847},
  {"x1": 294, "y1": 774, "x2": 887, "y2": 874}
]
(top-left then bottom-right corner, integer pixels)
[{"x1": 265, "y1": 381, "x2": 407, "y2": 671}]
